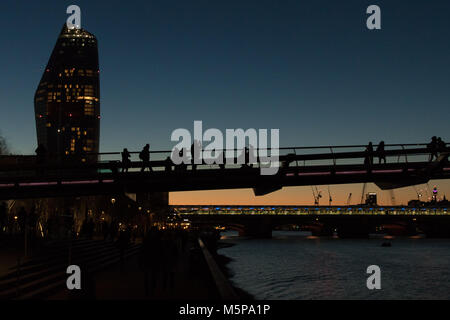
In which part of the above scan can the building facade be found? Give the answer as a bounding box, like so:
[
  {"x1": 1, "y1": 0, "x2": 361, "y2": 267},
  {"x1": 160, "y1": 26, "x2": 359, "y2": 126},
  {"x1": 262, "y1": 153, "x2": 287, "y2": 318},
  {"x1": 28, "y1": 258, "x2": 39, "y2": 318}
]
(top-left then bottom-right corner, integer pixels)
[{"x1": 34, "y1": 24, "x2": 100, "y2": 162}]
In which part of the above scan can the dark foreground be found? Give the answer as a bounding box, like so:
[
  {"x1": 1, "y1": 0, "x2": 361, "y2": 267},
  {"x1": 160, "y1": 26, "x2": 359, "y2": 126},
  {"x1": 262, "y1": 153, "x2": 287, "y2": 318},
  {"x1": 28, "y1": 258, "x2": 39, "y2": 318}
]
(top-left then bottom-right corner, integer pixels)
[{"x1": 0, "y1": 230, "x2": 252, "y2": 300}]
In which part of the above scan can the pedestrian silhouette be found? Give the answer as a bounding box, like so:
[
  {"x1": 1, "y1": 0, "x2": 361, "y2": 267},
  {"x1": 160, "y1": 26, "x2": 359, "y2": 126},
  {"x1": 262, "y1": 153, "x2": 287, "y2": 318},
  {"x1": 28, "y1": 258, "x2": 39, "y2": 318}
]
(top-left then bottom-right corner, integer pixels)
[
  {"x1": 364, "y1": 142, "x2": 374, "y2": 169},
  {"x1": 376, "y1": 141, "x2": 386, "y2": 164},
  {"x1": 179, "y1": 148, "x2": 187, "y2": 172},
  {"x1": 121, "y1": 148, "x2": 131, "y2": 172},
  {"x1": 35, "y1": 144, "x2": 47, "y2": 165},
  {"x1": 249, "y1": 144, "x2": 256, "y2": 168},
  {"x1": 428, "y1": 136, "x2": 438, "y2": 161},
  {"x1": 191, "y1": 141, "x2": 197, "y2": 171},
  {"x1": 139, "y1": 144, "x2": 152, "y2": 172},
  {"x1": 242, "y1": 147, "x2": 250, "y2": 168},
  {"x1": 164, "y1": 156, "x2": 172, "y2": 172},
  {"x1": 437, "y1": 137, "x2": 446, "y2": 153}
]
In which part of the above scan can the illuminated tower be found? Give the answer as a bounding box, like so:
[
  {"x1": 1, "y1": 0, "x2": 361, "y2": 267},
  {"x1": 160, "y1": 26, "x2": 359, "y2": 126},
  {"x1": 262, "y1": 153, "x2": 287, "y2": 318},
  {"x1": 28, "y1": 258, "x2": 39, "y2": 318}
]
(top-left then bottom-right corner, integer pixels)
[
  {"x1": 34, "y1": 24, "x2": 100, "y2": 162},
  {"x1": 432, "y1": 186, "x2": 438, "y2": 202}
]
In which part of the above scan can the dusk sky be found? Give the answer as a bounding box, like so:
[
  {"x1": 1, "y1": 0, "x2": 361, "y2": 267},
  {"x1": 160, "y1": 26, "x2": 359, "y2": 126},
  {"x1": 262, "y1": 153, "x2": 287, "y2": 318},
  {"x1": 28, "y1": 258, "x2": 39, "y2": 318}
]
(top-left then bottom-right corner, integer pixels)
[{"x1": 0, "y1": 0, "x2": 448, "y2": 205}]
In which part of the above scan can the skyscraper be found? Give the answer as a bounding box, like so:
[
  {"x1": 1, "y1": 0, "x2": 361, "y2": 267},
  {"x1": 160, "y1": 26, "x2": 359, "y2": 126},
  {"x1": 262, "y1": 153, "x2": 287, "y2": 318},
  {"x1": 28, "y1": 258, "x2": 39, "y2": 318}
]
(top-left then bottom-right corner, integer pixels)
[{"x1": 34, "y1": 24, "x2": 100, "y2": 162}]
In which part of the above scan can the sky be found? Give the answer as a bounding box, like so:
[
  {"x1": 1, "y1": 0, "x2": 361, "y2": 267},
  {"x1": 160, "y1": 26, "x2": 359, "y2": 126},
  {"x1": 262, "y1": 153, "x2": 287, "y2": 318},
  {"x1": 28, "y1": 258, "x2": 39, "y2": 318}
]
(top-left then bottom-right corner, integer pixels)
[{"x1": 0, "y1": 0, "x2": 448, "y2": 205}]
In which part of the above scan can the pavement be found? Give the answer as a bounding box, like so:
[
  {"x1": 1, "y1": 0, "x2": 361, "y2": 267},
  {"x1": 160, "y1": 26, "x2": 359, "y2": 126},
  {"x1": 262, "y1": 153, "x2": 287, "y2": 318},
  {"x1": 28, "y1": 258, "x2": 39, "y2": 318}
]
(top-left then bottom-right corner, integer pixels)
[{"x1": 47, "y1": 238, "x2": 220, "y2": 300}]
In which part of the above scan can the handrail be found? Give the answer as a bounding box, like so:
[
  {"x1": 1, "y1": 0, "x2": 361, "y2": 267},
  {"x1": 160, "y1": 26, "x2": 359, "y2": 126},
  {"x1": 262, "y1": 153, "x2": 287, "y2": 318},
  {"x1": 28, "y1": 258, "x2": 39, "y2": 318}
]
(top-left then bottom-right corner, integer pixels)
[
  {"x1": 0, "y1": 147, "x2": 448, "y2": 173},
  {"x1": 0, "y1": 143, "x2": 449, "y2": 158},
  {"x1": 90, "y1": 142, "x2": 449, "y2": 155}
]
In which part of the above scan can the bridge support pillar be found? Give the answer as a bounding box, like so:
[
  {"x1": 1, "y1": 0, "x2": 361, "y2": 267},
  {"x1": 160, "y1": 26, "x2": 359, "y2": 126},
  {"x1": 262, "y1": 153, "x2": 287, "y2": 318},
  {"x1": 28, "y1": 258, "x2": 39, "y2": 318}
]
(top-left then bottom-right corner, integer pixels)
[
  {"x1": 419, "y1": 219, "x2": 450, "y2": 238},
  {"x1": 336, "y1": 218, "x2": 370, "y2": 239},
  {"x1": 239, "y1": 217, "x2": 272, "y2": 238}
]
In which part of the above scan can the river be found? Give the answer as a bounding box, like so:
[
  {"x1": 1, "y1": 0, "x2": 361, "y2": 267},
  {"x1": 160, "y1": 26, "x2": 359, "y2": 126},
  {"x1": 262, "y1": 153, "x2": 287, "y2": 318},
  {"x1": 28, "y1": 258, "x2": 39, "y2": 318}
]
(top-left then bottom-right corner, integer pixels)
[{"x1": 218, "y1": 231, "x2": 450, "y2": 299}]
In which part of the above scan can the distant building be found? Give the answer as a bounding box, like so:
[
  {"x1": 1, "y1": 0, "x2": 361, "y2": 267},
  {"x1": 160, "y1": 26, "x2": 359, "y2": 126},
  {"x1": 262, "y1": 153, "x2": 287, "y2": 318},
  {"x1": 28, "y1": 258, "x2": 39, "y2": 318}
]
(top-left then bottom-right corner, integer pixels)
[
  {"x1": 408, "y1": 199, "x2": 424, "y2": 208},
  {"x1": 365, "y1": 192, "x2": 378, "y2": 206},
  {"x1": 432, "y1": 186, "x2": 438, "y2": 203},
  {"x1": 34, "y1": 24, "x2": 100, "y2": 162}
]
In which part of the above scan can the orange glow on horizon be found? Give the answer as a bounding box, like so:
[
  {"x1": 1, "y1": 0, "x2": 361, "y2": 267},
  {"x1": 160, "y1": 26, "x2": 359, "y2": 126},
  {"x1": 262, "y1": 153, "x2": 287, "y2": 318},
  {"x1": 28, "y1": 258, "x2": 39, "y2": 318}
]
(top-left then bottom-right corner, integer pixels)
[{"x1": 170, "y1": 181, "x2": 450, "y2": 206}]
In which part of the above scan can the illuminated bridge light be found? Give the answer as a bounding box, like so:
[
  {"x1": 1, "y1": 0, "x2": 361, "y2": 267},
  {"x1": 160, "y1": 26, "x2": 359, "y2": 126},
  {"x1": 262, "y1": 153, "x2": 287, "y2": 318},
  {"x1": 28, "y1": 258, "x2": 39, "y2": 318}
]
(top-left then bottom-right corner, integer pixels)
[
  {"x1": 298, "y1": 172, "x2": 330, "y2": 176},
  {"x1": 61, "y1": 180, "x2": 99, "y2": 185},
  {"x1": 19, "y1": 182, "x2": 58, "y2": 187},
  {"x1": 336, "y1": 170, "x2": 367, "y2": 175}
]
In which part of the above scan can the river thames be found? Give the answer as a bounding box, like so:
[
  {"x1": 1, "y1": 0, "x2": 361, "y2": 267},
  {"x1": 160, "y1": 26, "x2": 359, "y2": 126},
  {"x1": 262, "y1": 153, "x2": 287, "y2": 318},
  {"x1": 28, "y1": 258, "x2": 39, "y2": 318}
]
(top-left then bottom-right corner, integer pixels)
[{"x1": 219, "y1": 231, "x2": 450, "y2": 299}]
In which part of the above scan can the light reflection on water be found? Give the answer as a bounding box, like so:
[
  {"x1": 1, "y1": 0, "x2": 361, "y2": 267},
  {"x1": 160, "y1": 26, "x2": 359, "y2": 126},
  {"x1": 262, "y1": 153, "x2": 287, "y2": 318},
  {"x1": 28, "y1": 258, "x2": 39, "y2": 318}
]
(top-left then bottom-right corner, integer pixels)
[{"x1": 219, "y1": 230, "x2": 450, "y2": 300}]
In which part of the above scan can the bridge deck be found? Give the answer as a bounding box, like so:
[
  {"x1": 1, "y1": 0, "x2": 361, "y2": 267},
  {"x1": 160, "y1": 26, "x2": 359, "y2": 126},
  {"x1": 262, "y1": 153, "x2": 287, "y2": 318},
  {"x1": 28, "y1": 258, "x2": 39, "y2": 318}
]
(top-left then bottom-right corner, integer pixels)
[{"x1": 0, "y1": 143, "x2": 448, "y2": 199}]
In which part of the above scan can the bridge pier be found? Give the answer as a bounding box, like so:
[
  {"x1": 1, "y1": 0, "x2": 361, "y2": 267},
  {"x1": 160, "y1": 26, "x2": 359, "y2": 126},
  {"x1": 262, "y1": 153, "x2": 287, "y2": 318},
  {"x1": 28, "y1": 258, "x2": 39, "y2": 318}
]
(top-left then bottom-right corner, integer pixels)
[
  {"x1": 336, "y1": 218, "x2": 370, "y2": 239},
  {"x1": 239, "y1": 217, "x2": 272, "y2": 238},
  {"x1": 418, "y1": 219, "x2": 450, "y2": 238}
]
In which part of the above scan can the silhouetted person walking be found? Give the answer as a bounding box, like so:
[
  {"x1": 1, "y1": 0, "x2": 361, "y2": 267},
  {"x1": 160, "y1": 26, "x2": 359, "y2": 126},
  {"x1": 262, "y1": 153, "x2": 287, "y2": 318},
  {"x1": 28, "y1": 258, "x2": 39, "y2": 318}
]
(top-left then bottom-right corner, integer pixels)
[
  {"x1": 364, "y1": 142, "x2": 374, "y2": 170},
  {"x1": 139, "y1": 144, "x2": 152, "y2": 172},
  {"x1": 178, "y1": 148, "x2": 187, "y2": 172},
  {"x1": 376, "y1": 141, "x2": 386, "y2": 164},
  {"x1": 249, "y1": 144, "x2": 257, "y2": 168},
  {"x1": 191, "y1": 141, "x2": 197, "y2": 171},
  {"x1": 437, "y1": 137, "x2": 446, "y2": 153},
  {"x1": 35, "y1": 144, "x2": 47, "y2": 165},
  {"x1": 428, "y1": 136, "x2": 438, "y2": 161},
  {"x1": 241, "y1": 147, "x2": 250, "y2": 169},
  {"x1": 121, "y1": 148, "x2": 131, "y2": 172}
]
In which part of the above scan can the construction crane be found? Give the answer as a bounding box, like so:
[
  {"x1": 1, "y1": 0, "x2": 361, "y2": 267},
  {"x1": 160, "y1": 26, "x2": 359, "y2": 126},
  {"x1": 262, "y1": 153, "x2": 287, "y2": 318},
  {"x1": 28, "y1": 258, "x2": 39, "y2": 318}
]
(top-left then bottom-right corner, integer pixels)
[
  {"x1": 346, "y1": 193, "x2": 352, "y2": 206},
  {"x1": 327, "y1": 186, "x2": 333, "y2": 206},
  {"x1": 311, "y1": 186, "x2": 322, "y2": 206},
  {"x1": 360, "y1": 183, "x2": 367, "y2": 205}
]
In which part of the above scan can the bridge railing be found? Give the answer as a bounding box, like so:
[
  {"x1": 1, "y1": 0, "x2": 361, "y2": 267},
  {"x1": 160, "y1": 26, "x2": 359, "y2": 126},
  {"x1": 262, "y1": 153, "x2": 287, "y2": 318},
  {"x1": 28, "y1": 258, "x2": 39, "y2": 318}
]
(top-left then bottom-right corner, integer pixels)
[
  {"x1": 95, "y1": 142, "x2": 448, "y2": 171},
  {"x1": 0, "y1": 142, "x2": 448, "y2": 177},
  {"x1": 176, "y1": 206, "x2": 449, "y2": 216}
]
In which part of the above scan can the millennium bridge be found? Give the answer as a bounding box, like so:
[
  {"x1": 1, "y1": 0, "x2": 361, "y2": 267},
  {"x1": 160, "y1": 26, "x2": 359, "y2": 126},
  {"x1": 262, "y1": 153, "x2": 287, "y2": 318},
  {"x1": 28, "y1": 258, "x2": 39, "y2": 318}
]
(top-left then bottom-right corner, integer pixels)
[{"x1": 0, "y1": 142, "x2": 448, "y2": 200}]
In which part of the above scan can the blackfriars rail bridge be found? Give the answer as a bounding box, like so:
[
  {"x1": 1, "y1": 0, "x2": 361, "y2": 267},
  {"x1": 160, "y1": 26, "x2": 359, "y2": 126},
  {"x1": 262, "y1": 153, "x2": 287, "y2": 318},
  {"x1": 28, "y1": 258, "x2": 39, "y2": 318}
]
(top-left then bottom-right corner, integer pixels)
[
  {"x1": 0, "y1": 142, "x2": 448, "y2": 200},
  {"x1": 173, "y1": 205, "x2": 450, "y2": 238}
]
